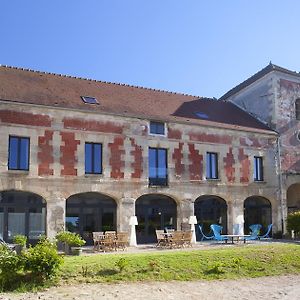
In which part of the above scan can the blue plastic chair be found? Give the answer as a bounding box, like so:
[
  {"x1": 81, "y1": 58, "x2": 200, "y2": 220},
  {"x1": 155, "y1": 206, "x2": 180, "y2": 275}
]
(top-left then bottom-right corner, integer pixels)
[
  {"x1": 210, "y1": 224, "x2": 228, "y2": 242},
  {"x1": 259, "y1": 224, "x2": 273, "y2": 239},
  {"x1": 245, "y1": 224, "x2": 262, "y2": 241},
  {"x1": 198, "y1": 224, "x2": 214, "y2": 241}
]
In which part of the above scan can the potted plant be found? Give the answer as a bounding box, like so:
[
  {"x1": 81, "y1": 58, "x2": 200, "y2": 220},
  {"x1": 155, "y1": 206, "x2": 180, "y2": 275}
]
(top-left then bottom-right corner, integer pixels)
[
  {"x1": 13, "y1": 234, "x2": 27, "y2": 255},
  {"x1": 56, "y1": 231, "x2": 86, "y2": 255}
]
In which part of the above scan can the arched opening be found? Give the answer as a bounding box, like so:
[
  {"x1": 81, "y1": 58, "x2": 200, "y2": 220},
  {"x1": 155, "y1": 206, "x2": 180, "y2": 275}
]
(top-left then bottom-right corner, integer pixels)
[
  {"x1": 244, "y1": 196, "x2": 272, "y2": 234},
  {"x1": 287, "y1": 184, "x2": 300, "y2": 213},
  {"x1": 66, "y1": 192, "x2": 117, "y2": 245},
  {"x1": 0, "y1": 190, "x2": 46, "y2": 243},
  {"x1": 194, "y1": 195, "x2": 228, "y2": 239},
  {"x1": 135, "y1": 194, "x2": 177, "y2": 244}
]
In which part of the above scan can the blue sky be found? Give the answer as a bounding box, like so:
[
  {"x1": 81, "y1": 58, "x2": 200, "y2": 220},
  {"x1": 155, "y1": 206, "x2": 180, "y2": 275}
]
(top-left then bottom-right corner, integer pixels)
[{"x1": 1, "y1": 1, "x2": 300, "y2": 98}]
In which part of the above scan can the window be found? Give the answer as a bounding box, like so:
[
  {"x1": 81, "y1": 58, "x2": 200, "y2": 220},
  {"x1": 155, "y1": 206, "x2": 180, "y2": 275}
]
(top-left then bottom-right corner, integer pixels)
[
  {"x1": 8, "y1": 136, "x2": 30, "y2": 171},
  {"x1": 254, "y1": 156, "x2": 264, "y2": 181},
  {"x1": 81, "y1": 96, "x2": 99, "y2": 104},
  {"x1": 206, "y1": 152, "x2": 218, "y2": 179},
  {"x1": 296, "y1": 99, "x2": 300, "y2": 120},
  {"x1": 149, "y1": 121, "x2": 165, "y2": 135},
  {"x1": 85, "y1": 142, "x2": 102, "y2": 174},
  {"x1": 149, "y1": 147, "x2": 168, "y2": 186}
]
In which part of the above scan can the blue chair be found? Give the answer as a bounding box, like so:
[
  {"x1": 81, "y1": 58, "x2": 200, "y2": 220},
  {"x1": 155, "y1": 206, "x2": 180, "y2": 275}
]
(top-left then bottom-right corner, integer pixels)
[
  {"x1": 259, "y1": 224, "x2": 273, "y2": 239},
  {"x1": 210, "y1": 224, "x2": 228, "y2": 242},
  {"x1": 198, "y1": 224, "x2": 214, "y2": 241},
  {"x1": 245, "y1": 224, "x2": 262, "y2": 241}
]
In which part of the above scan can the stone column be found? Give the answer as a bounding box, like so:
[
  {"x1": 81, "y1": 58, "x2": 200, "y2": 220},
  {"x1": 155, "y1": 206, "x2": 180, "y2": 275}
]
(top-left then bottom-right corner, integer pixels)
[
  {"x1": 178, "y1": 196, "x2": 194, "y2": 229},
  {"x1": 118, "y1": 198, "x2": 135, "y2": 233},
  {"x1": 230, "y1": 198, "x2": 244, "y2": 235},
  {"x1": 46, "y1": 193, "x2": 65, "y2": 239}
]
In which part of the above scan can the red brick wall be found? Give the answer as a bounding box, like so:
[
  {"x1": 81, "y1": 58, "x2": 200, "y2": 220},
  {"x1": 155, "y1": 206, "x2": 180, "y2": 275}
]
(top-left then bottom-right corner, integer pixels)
[
  {"x1": 173, "y1": 142, "x2": 184, "y2": 176},
  {"x1": 0, "y1": 110, "x2": 51, "y2": 127},
  {"x1": 238, "y1": 148, "x2": 250, "y2": 183},
  {"x1": 38, "y1": 130, "x2": 54, "y2": 176},
  {"x1": 189, "y1": 132, "x2": 232, "y2": 145},
  {"x1": 63, "y1": 118, "x2": 123, "y2": 134},
  {"x1": 109, "y1": 136, "x2": 125, "y2": 179},
  {"x1": 130, "y1": 138, "x2": 143, "y2": 179},
  {"x1": 60, "y1": 132, "x2": 80, "y2": 176},
  {"x1": 168, "y1": 128, "x2": 182, "y2": 140},
  {"x1": 188, "y1": 143, "x2": 203, "y2": 180},
  {"x1": 224, "y1": 147, "x2": 235, "y2": 183}
]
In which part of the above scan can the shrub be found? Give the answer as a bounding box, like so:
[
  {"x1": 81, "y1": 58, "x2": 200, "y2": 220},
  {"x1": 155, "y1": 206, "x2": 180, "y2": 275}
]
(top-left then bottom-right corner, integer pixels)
[
  {"x1": 287, "y1": 211, "x2": 300, "y2": 236},
  {"x1": 56, "y1": 231, "x2": 86, "y2": 247},
  {"x1": 0, "y1": 245, "x2": 24, "y2": 290},
  {"x1": 13, "y1": 235, "x2": 27, "y2": 247},
  {"x1": 24, "y1": 238, "x2": 63, "y2": 279},
  {"x1": 115, "y1": 258, "x2": 128, "y2": 272}
]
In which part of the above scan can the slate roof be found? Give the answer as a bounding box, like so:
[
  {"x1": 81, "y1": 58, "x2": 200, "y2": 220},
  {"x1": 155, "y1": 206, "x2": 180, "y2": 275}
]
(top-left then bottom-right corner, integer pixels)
[
  {"x1": 0, "y1": 65, "x2": 273, "y2": 132},
  {"x1": 220, "y1": 63, "x2": 300, "y2": 101}
]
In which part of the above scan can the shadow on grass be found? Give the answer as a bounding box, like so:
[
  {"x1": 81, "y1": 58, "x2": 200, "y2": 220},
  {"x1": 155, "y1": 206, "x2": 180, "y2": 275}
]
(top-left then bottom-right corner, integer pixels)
[{"x1": 96, "y1": 269, "x2": 119, "y2": 276}]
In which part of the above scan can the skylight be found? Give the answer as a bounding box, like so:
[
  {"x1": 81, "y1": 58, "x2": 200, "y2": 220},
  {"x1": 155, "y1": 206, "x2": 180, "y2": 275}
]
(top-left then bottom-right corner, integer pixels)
[
  {"x1": 195, "y1": 112, "x2": 209, "y2": 119},
  {"x1": 81, "y1": 96, "x2": 99, "y2": 104}
]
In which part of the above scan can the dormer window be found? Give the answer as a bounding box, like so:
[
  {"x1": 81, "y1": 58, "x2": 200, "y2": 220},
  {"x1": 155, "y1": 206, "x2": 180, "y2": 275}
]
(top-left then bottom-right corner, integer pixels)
[
  {"x1": 149, "y1": 121, "x2": 165, "y2": 135},
  {"x1": 296, "y1": 99, "x2": 300, "y2": 120},
  {"x1": 81, "y1": 96, "x2": 99, "y2": 104}
]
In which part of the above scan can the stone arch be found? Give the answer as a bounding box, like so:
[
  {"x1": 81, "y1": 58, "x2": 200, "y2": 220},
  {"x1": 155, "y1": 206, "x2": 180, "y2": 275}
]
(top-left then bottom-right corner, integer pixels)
[
  {"x1": 287, "y1": 183, "x2": 300, "y2": 213},
  {"x1": 244, "y1": 196, "x2": 272, "y2": 234},
  {"x1": 65, "y1": 192, "x2": 117, "y2": 244},
  {"x1": 135, "y1": 194, "x2": 177, "y2": 244},
  {"x1": 194, "y1": 195, "x2": 228, "y2": 237},
  {"x1": 0, "y1": 189, "x2": 46, "y2": 243}
]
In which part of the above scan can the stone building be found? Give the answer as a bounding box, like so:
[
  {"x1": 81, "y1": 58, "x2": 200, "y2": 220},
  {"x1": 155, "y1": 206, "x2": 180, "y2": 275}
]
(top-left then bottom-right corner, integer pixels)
[{"x1": 0, "y1": 64, "x2": 285, "y2": 244}]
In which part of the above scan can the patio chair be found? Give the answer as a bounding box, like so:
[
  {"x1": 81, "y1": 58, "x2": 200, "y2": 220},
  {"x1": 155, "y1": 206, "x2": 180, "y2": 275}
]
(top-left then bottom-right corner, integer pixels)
[
  {"x1": 245, "y1": 224, "x2": 261, "y2": 241},
  {"x1": 182, "y1": 230, "x2": 193, "y2": 247},
  {"x1": 169, "y1": 231, "x2": 184, "y2": 248},
  {"x1": 210, "y1": 224, "x2": 228, "y2": 242},
  {"x1": 156, "y1": 230, "x2": 167, "y2": 248},
  {"x1": 198, "y1": 224, "x2": 214, "y2": 241},
  {"x1": 92, "y1": 231, "x2": 104, "y2": 251},
  {"x1": 258, "y1": 224, "x2": 273, "y2": 240},
  {"x1": 249, "y1": 224, "x2": 262, "y2": 234},
  {"x1": 100, "y1": 234, "x2": 116, "y2": 252},
  {"x1": 0, "y1": 237, "x2": 16, "y2": 251},
  {"x1": 115, "y1": 232, "x2": 129, "y2": 250}
]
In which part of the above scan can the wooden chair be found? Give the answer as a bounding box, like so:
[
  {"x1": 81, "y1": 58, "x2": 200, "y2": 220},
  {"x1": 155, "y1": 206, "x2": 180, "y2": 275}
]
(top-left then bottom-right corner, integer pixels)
[
  {"x1": 169, "y1": 231, "x2": 184, "y2": 248},
  {"x1": 92, "y1": 232, "x2": 104, "y2": 251},
  {"x1": 101, "y1": 234, "x2": 116, "y2": 252},
  {"x1": 115, "y1": 232, "x2": 129, "y2": 250},
  {"x1": 182, "y1": 230, "x2": 193, "y2": 247},
  {"x1": 156, "y1": 230, "x2": 167, "y2": 248}
]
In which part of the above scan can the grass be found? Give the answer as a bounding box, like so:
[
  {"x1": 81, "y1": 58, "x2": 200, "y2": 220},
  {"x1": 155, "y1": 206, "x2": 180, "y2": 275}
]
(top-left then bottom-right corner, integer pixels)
[{"x1": 60, "y1": 244, "x2": 300, "y2": 284}]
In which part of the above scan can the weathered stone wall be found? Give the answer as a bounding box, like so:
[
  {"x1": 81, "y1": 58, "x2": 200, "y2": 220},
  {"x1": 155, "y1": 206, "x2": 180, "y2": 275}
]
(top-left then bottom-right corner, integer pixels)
[{"x1": 0, "y1": 101, "x2": 280, "y2": 237}]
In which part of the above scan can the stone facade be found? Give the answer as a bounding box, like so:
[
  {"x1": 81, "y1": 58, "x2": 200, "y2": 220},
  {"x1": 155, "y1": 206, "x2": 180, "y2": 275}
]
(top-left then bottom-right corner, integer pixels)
[{"x1": 0, "y1": 100, "x2": 280, "y2": 240}]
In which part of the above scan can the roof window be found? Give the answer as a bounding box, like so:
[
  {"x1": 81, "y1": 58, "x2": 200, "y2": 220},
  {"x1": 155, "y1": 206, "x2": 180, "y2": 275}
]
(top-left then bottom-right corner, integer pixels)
[
  {"x1": 195, "y1": 112, "x2": 209, "y2": 119},
  {"x1": 81, "y1": 96, "x2": 99, "y2": 104}
]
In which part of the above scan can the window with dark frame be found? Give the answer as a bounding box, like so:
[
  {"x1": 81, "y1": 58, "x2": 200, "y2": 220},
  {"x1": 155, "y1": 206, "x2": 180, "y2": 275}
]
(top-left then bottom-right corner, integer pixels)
[
  {"x1": 85, "y1": 142, "x2": 102, "y2": 174},
  {"x1": 81, "y1": 96, "x2": 99, "y2": 105},
  {"x1": 206, "y1": 152, "x2": 218, "y2": 179},
  {"x1": 149, "y1": 147, "x2": 168, "y2": 186},
  {"x1": 296, "y1": 99, "x2": 300, "y2": 120},
  {"x1": 254, "y1": 156, "x2": 264, "y2": 181},
  {"x1": 149, "y1": 121, "x2": 165, "y2": 135},
  {"x1": 8, "y1": 136, "x2": 30, "y2": 171}
]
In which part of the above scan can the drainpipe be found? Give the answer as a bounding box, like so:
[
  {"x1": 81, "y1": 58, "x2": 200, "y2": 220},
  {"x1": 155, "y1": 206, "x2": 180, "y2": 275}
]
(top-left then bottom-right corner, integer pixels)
[{"x1": 276, "y1": 136, "x2": 285, "y2": 233}]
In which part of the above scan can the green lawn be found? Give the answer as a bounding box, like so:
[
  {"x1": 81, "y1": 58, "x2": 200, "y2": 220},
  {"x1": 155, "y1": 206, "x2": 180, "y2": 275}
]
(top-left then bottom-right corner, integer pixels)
[{"x1": 60, "y1": 244, "x2": 300, "y2": 283}]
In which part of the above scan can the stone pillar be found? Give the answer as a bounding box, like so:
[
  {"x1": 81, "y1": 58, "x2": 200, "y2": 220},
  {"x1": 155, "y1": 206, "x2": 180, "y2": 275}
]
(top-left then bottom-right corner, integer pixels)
[
  {"x1": 230, "y1": 199, "x2": 244, "y2": 235},
  {"x1": 118, "y1": 198, "x2": 135, "y2": 233},
  {"x1": 46, "y1": 193, "x2": 65, "y2": 239},
  {"x1": 178, "y1": 196, "x2": 194, "y2": 229}
]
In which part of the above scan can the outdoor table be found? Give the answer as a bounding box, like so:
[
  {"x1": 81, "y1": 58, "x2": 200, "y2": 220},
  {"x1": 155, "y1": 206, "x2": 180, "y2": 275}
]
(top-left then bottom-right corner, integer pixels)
[{"x1": 221, "y1": 234, "x2": 250, "y2": 244}]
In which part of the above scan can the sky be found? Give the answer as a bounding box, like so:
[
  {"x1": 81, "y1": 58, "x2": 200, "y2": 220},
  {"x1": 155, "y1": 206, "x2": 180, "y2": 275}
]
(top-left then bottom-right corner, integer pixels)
[{"x1": 1, "y1": 1, "x2": 300, "y2": 98}]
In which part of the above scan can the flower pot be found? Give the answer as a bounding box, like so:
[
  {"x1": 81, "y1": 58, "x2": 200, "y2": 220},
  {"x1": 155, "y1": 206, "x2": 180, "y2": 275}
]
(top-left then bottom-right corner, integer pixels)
[{"x1": 71, "y1": 247, "x2": 82, "y2": 256}]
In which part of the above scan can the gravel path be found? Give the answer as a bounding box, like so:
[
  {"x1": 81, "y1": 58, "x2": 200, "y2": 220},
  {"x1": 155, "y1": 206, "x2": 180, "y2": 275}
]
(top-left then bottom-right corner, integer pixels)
[{"x1": 1, "y1": 275, "x2": 300, "y2": 300}]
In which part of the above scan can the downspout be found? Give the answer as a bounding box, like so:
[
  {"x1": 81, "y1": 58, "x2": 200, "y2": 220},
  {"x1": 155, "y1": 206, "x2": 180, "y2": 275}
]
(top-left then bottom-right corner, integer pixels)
[{"x1": 276, "y1": 136, "x2": 285, "y2": 233}]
